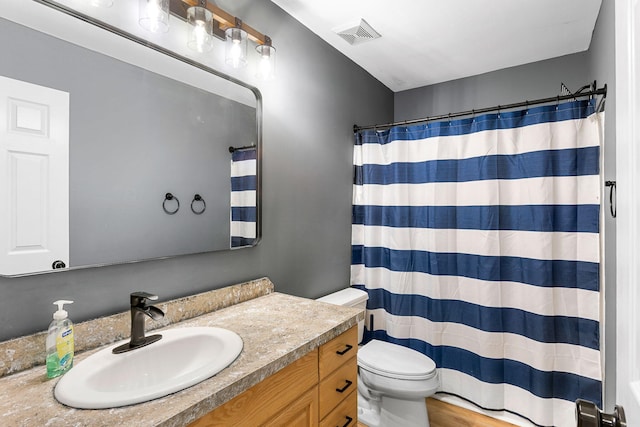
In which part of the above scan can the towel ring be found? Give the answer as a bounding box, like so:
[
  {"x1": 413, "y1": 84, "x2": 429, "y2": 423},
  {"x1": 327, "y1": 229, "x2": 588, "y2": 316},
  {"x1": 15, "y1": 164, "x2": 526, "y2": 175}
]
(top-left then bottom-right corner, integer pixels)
[
  {"x1": 191, "y1": 194, "x2": 206, "y2": 215},
  {"x1": 163, "y1": 193, "x2": 180, "y2": 215}
]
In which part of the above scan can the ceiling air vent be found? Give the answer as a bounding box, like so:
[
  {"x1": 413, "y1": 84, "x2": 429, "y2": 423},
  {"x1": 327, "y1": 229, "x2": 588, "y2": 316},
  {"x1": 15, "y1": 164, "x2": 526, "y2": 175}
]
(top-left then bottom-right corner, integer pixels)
[{"x1": 334, "y1": 19, "x2": 381, "y2": 46}]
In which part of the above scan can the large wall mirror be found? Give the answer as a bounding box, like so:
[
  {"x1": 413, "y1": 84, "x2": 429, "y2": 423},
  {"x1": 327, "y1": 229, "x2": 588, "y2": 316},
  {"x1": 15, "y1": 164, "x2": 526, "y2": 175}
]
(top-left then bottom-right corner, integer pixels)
[{"x1": 0, "y1": 1, "x2": 261, "y2": 276}]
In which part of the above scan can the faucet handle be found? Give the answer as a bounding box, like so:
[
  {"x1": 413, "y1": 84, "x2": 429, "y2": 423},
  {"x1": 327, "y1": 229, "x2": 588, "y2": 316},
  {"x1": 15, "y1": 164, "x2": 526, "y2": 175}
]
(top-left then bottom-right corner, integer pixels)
[{"x1": 130, "y1": 291, "x2": 159, "y2": 306}]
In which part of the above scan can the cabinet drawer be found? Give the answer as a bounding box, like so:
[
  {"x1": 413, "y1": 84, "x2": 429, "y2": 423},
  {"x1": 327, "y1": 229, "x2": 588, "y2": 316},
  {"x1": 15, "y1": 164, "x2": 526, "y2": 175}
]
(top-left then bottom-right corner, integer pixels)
[
  {"x1": 319, "y1": 326, "x2": 358, "y2": 379},
  {"x1": 320, "y1": 389, "x2": 357, "y2": 427},
  {"x1": 318, "y1": 356, "x2": 358, "y2": 419}
]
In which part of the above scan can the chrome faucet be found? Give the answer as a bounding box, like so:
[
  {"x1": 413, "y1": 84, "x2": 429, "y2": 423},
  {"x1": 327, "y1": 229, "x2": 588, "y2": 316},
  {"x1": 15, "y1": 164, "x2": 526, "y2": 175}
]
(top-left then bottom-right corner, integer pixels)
[{"x1": 113, "y1": 292, "x2": 165, "y2": 354}]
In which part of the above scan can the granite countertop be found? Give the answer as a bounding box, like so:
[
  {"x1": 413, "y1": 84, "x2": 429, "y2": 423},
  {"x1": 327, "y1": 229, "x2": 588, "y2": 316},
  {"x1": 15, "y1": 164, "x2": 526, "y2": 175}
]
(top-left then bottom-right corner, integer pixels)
[{"x1": 0, "y1": 291, "x2": 361, "y2": 426}]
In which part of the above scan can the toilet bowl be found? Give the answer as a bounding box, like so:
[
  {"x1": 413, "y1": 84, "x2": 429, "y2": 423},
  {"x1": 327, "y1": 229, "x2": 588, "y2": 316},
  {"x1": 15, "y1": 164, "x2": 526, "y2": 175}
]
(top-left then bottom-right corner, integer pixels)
[{"x1": 317, "y1": 288, "x2": 440, "y2": 427}]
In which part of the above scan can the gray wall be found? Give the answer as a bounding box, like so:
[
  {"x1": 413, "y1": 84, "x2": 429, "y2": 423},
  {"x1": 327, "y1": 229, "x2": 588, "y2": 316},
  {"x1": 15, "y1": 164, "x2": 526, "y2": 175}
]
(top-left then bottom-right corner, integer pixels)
[
  {"x1": 394, "y1": 53, "x2": 591, "y2": 119},
  {"x1": 0, "y1": 1, "x2": 393, "y2": 340},
  {"x1": 394, "y1": 0, "x2": 616, "y2": 410}
]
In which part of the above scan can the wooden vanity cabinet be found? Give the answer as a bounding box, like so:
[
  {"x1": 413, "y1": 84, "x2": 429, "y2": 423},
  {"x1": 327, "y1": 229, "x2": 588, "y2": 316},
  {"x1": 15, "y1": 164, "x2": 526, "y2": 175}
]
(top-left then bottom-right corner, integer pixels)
[
  {"x1": 318, "y1": 326, "x2": 358, "y2": 427},
  {"x1": 188, "y1": 326, "x2": 358, "y2": 427}
]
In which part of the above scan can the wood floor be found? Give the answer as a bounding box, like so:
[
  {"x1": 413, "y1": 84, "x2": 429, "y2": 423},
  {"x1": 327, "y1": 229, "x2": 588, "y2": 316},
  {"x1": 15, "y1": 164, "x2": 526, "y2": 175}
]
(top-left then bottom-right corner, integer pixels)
[{"x1": 357, "y1": 397, "x2": 518, "y2": 427}]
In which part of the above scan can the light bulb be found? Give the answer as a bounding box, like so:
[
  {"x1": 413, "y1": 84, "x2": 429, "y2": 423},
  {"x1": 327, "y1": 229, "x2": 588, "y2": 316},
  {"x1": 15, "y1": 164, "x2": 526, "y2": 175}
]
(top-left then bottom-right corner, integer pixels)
[
  {"x1": 259, "y1": 55, "x2": 272, "y2": 78},
  {"x1": 139, "y1": 0, "x2": 169, "y2": 33},
  {"x1": 147, "y1": 1, "x2": 161, "y2": 32},
  {"x1": 230, "y1": 41, "x2": 242, "y2": 67},
  {"x1": 225, "y1": 27, "x2": 248, "y2": 69},
  {"x1": 194, "y1": 22, "x2": 207, "y2": 51}
]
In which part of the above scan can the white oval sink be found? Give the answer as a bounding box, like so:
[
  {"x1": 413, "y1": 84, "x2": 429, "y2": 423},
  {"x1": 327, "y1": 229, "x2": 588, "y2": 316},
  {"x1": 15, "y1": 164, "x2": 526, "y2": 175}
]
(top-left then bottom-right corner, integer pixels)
[{"x1": 54, "y1": 327, "x2": 243, "y2": 409}]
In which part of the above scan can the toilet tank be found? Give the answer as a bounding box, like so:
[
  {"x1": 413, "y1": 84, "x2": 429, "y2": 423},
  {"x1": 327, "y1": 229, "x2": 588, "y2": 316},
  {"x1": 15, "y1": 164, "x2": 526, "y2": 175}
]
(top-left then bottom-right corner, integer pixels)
[{"x1": 316, "y1": 288, "x2": 368, "y2": 343}]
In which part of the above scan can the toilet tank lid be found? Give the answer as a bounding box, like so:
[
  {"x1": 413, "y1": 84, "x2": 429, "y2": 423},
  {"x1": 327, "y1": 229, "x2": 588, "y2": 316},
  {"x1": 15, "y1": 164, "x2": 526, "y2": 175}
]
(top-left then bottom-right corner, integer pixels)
[{"x1": 316, "y1": 288, "x2": 368, "y2": 306}]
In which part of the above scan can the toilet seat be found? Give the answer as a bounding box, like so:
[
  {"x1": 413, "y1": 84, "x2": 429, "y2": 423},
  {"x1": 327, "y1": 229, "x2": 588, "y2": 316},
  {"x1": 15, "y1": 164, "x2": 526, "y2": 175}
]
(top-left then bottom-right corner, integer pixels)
[{"x1": 358, "y1": 340, "x2": 437, "y2": 380}]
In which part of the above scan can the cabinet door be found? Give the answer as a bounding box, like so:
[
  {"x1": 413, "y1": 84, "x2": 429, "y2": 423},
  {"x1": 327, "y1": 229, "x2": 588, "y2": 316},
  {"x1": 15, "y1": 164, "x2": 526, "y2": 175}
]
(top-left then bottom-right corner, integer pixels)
[
  {"x1": 263, "y1": 386, "x2": 318, "y2": 427},
  {"x1": 188, "y1": 350, "x2": 318, "y2": 427}
]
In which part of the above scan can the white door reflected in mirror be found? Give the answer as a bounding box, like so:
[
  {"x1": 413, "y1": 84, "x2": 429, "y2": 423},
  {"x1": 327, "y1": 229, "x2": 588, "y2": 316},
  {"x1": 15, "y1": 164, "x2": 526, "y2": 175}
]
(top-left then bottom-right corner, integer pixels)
[{"x1": 0, "y1": 76, "x2": 69, "y2": 275}]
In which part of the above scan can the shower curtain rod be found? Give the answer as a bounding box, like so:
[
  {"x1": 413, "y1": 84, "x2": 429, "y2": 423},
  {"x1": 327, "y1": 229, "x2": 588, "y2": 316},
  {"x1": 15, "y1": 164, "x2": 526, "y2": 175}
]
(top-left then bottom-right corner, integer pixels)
[{"x1": 353, "y1": 82, "x2": 607, "y2": 132}]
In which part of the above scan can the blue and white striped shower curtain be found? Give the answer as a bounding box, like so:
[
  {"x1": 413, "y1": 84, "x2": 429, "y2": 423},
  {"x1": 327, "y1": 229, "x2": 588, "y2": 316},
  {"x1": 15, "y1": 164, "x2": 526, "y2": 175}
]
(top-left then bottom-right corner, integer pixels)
[
  {"x1": 230, "y1": 148, "x2": 257, "y2": 248},
  {"x1": 351, "y1": 100, "x2": 603, "y2": 427}
]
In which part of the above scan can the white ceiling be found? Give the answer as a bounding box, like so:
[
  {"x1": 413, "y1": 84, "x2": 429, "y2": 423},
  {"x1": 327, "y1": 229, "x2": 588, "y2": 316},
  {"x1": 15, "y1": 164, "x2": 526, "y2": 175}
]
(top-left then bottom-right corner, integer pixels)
[{"x1": 270, "y1": 0, "x2": 602, "y2": 92}]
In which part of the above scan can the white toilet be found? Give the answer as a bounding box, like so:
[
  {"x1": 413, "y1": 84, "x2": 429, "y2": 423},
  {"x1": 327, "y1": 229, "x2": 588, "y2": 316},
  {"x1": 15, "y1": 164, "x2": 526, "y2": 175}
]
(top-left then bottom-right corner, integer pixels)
[{"x1": 317, "y1": 288, "x2": 440, "y2": 427}]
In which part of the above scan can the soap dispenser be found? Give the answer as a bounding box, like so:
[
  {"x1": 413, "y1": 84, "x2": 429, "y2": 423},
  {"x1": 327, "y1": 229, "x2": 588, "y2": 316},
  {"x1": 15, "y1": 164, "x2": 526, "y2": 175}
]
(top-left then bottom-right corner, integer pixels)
[{"x1": 46, "y1": 300, "x2": 74, "y2": 379}]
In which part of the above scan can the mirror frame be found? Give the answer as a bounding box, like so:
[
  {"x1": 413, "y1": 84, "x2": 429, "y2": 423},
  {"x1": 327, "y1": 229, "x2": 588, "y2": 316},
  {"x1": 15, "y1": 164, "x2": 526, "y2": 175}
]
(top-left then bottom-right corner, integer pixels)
[{"x1": 4, "y1": 0, "x2": 262, "y2": 276}]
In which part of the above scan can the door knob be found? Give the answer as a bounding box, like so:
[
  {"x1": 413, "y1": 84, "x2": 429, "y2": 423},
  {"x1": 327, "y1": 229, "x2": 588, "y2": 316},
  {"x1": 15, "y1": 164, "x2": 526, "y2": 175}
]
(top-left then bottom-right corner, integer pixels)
[{"x1": 576, "y1": 399, "x2": 626, "y2": 427}]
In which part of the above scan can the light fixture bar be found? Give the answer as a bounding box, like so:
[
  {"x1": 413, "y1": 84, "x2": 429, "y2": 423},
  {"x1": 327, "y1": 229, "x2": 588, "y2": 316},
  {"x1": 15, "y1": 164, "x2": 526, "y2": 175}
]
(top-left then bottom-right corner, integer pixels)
[{"x1": 172, "y1": 0, "x2": 270, "y2": 45}]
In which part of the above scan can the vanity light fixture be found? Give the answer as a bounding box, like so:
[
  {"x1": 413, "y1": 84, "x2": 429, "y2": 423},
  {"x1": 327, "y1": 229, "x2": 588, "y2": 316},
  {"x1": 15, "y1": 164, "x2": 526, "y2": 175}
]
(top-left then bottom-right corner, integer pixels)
[
  {"x1": 187, "y1": 1, "x2": 214, "y2": 53},
  {"x1": 225, "y1": 18, "x2": 248, "y2": 68},
  {"x1": 173, "y1": 0, "x2": 277, "y2": 79},
  {"x1": 139, "y1": 0, "x2": 170, "y2": 33}
]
